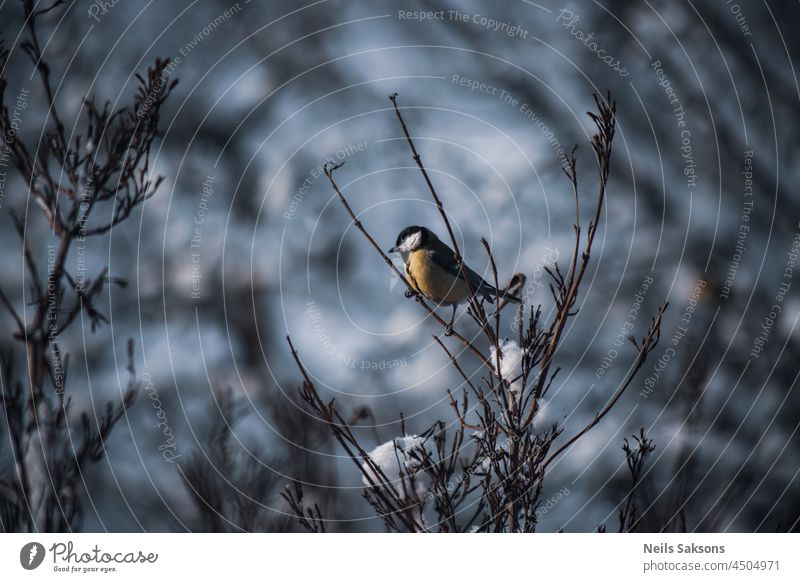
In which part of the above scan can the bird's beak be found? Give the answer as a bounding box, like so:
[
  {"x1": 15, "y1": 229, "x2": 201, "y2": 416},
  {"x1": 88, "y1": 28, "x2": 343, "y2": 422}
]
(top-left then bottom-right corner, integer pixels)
[{"x1": 388, "y1": 246, "x2": 398, "y2": 254}]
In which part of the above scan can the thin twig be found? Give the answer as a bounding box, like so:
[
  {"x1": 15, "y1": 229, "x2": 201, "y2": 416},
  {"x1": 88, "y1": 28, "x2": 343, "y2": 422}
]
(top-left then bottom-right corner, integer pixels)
[
  {"x1": 389, "y1": 93, "x2": 461, "y2": 261},
  {"x1": 534, "y1": 93, "x2": 616, "y2": 403},
  {"x1": 542, "y1": 304, "x2": 667, "y2": 470}
]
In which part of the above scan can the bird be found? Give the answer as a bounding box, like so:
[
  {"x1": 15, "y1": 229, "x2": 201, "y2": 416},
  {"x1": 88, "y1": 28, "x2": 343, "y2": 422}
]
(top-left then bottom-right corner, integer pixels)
[{"x1": 388, "y1": 225, "x2": 520, "y2": 334}]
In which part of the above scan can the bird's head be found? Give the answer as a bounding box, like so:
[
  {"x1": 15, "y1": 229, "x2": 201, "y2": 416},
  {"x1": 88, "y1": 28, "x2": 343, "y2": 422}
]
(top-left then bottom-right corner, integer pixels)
[{"x1": 388, "y1": 225, "x2": 433, "y2": 256}]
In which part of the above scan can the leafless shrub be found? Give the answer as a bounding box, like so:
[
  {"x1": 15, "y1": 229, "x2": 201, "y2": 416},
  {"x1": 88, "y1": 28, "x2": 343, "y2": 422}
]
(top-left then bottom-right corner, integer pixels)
[
  {"x1": 0, "y1": 0, "x2": 174, "y2": 531},
  {"x1": 180, "y1": 388, "x2": 297, "y2": 532},
  {"x1": 282, "y1": 481, "x2": 326, "y2": 533},
  {"x1": 182, "y1": 383, "x2": 336, "y2": 532},
  {"x1": 287, "y1": 92, "x2": 667, "y2": 532},
  {"x1": 618, "y1": 428, "x2": 657, "y2": 532},
  {"x1": 626, "y1": 338, "x2": 708, "y2": 533}
]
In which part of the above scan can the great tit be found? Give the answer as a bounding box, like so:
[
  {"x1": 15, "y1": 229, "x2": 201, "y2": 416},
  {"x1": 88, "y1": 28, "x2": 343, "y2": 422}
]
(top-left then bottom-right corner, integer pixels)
[{"x1": 388, "y1": 225, "x2": 521, "y2": 333}]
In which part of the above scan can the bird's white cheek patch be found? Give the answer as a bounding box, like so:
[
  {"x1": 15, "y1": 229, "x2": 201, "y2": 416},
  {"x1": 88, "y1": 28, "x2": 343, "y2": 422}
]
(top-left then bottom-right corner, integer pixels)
[{"x1": 399, "y1": 231, "x2": 421, "y2": 253}]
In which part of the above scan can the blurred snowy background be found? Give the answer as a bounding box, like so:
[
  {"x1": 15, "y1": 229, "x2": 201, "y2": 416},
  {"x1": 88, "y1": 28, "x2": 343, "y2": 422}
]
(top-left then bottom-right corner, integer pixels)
[{"x1": 1, "y1": 0, "x2": 799, "y2": 531}]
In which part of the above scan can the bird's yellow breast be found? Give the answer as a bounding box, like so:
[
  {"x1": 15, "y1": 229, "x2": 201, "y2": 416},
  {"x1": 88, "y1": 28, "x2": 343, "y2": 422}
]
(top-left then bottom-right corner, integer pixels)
[{"x1": 405, "y1": 250, "x2": 470, "y2": 305}]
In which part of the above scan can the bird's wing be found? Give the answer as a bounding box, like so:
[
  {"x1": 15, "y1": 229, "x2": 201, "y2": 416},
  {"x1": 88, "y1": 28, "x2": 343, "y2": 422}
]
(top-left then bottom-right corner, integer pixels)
[
  {"x1": 427, "y1": 248, "x2": 495, "y2": 294},
  {"x1": 428, "y1": 241, "x2": 521, "y2": 304}
]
